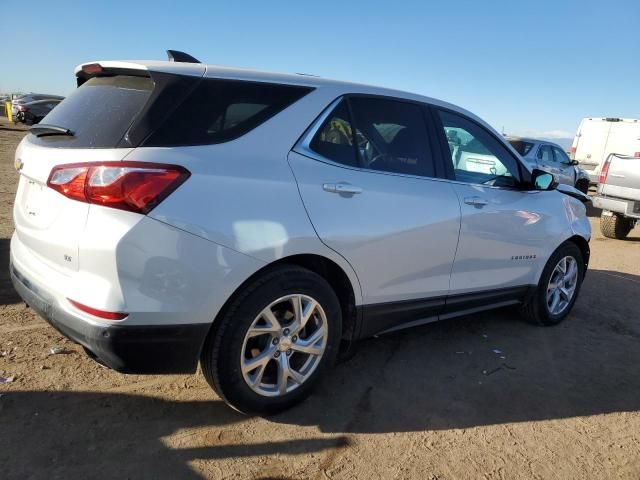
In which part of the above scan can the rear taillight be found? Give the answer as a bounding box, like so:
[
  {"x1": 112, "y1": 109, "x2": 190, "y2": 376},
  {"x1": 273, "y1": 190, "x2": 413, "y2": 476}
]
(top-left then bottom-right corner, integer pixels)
[
  {"x1": 17, "y1": 105, "x2": 28, "y2": 112},
  {"x1": 599, "y1": 157, "x2": 612, "y2": 184},
  {"x1": 634, "y1": 152, "x2": 640, "y2": 158},
  {"x1": 47, "y1": 162, "x2": 190, "y2": 214},
  {"x1": 68, "y1": 299, "x2": 127, "y2": 320}
]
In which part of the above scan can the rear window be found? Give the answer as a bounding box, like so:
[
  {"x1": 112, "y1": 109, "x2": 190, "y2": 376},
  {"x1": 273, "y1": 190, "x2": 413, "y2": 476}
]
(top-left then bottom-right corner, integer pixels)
[
  {"x1": 29, "y1": 76, "x2": 153, "y2": 148},
  {"x1": 508, "y1": 139, "x2": 535, "y2": 156},
  {"x1": 143, "y1": 78, "x2": 313, "y2": 147}
]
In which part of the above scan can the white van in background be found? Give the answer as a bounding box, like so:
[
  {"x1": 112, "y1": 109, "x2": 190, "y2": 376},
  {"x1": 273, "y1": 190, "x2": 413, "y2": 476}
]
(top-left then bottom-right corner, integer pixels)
[{"x1": 570, "y1": 118, "x2": 640, "y2": 183}]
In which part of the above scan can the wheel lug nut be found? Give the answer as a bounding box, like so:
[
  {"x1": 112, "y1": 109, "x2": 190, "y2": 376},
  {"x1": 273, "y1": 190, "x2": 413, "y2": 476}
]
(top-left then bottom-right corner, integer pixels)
[
  {"x1": 283, "y1": 328, "x2": 290, "y2": 336},
  {"x1": 272, "y1": 338, "x2": 279, "y2": 345},
  {"x1": 274, "y1": 351, "x2": 280, "y2": 358},
  {"x1": 292, "y1": 335, "x2": 298, "y2": 343},
  {"x1": 286, "y1": 349, "x2": 292, "y2": 356}
]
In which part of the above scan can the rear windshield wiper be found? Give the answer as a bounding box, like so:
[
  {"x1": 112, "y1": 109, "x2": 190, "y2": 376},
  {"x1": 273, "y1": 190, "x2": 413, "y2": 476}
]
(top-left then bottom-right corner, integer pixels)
[{"x1": 30, "y1": 124, "x2": 74, "y2": 137}]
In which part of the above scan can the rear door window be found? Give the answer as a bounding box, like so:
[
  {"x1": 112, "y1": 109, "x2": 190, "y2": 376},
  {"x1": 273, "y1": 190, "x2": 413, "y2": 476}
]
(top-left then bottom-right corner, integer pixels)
[
  {"x1": 349, "y1": 97, "x2": 435, "y2": 177},
  {"x1": 29, "y1": 76, "x2": 154, "y2": 148},
  {"x1": 537, "y1": 145, "x2": 554, "y2": 163}
]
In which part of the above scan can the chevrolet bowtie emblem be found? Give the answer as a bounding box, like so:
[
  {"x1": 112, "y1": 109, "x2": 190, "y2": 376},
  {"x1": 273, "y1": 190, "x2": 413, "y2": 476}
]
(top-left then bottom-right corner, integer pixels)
[{"x1": 14, "y1": 158, "x2": 24, "y2": 172}]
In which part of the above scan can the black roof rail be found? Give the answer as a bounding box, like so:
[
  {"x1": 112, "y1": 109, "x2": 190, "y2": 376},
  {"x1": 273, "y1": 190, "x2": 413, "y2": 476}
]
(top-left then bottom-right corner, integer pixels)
[{"x1": 166, "y1": 50, "x2": 201, "y2": 64}]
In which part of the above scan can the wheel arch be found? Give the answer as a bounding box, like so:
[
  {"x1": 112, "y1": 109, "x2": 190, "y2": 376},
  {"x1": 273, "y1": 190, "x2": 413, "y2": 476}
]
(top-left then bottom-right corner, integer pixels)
[
  {"x1": 206, "y1": 253, "x2": 360, "y2": 347},
  {"x1": 532, "y1": 234, "x2": 590, "y2": 285},
  {"x1": 567, "y1": 234, "x2": 590, "y2": 271}
]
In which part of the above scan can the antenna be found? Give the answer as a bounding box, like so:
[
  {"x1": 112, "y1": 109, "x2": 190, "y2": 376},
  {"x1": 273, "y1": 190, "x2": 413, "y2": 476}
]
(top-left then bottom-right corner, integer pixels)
[{"x1": 166, "y1": 50, "x2": 201, "y2": 64}]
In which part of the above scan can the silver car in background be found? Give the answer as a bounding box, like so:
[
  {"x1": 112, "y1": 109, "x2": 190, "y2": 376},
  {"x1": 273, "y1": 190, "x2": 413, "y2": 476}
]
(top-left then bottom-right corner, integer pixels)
[{"x1": 508, "y1": 137, "x2": 590, "y2": 193}]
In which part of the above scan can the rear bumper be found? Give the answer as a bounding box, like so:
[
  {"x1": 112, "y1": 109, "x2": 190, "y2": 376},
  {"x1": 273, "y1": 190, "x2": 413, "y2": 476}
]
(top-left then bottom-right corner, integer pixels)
[
  {"x1": 10, "y1": 263, "x2": 209, "y2": 374},
  {"x1": 593, "y1": 195, "x2": 640, "y2": 219}
]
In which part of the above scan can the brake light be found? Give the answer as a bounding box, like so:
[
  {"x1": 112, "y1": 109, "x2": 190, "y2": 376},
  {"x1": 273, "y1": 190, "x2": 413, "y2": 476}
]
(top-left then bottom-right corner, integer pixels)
[
  {"x1": 68, "y1": 299, "x2": 127, "y2": 320},
  {"x1": 82, "y1": 63, "x2": 103, "y2": 75},
  {"x1": 599, "y1": 157, "x2": 612, "y2": 184},
  {"x1": 47, "y1": 162, "x2": 190, "y2": 214},
  {"x1": 17, "y1": 105, "x2": 28, "y2": 112},
  {"x1": 634, "y1": 152, "x2": 640, "y2": 158}
]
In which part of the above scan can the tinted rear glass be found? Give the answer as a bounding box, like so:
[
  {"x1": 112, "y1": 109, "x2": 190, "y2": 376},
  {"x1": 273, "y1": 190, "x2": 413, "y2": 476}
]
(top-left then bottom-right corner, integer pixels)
[
  {"x1": 349, "y1": 97, "x2": 435, "y2": 177},
  {"x1": 144, "y1": 78, "x2": 313, "y2": 146},
  {"x1": 29, "y1": 76, "x2": 153, "y2": 148},
  {"x1": 508, "y1": 139, "x2": 534, "y2": 156}
]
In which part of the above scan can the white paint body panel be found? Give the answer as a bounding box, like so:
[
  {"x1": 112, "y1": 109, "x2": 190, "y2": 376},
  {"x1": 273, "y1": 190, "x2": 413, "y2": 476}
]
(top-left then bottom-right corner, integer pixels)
[
  {"x1": 448, "y1": 185, "x2": 588, "y2": 293},
  {"x1": 288, "y1": 151, "x2": 460, "y2": 304}
]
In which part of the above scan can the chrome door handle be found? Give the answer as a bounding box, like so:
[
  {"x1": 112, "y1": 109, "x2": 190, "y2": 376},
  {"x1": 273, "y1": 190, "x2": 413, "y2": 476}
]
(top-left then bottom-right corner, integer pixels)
[
  {"x1": 323, "y1": 183, "x2": 363, "y2": 195},
  {"x1": 464, "y1": 196, "x2": 488, "y2": 206}
]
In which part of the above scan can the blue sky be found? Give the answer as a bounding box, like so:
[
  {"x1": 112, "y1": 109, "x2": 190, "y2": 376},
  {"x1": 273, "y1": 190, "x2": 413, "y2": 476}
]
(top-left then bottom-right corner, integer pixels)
[{"x1": 3, "y1": 0, "x2": 639, "y2": 142}]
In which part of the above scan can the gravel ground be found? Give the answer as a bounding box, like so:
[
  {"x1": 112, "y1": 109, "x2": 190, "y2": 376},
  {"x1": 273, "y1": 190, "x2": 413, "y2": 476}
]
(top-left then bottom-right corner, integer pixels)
[{"x1": 1, "y1": 117, "x2": 639, "y2": 479}]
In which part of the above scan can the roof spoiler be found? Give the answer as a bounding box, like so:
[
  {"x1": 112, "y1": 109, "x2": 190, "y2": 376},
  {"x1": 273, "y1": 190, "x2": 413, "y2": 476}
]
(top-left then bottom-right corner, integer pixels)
[{"x1": 166, "y1": 50, "x2": 200, "y2": 63}]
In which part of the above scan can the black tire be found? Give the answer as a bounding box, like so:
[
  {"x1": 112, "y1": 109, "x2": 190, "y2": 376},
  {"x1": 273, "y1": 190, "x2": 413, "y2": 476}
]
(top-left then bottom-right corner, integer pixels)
[
  {"x1": 520, "y1": 242, "x2": 585, "y2": 326},
  {"x1": 575, "y1": 179, "x2": 589, "y2": 194},
  {"x1": 600, "y1": 213, "x2": 633, "y2": 240},
  {"x1": 200, "y1": 265, "x2": 342, "y2": 415}
]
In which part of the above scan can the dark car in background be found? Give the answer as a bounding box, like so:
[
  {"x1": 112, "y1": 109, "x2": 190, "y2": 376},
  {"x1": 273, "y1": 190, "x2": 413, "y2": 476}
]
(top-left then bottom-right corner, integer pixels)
[
  {"x1": 11, "y1": 94, "x2": 65, "y2": 119},
  {"x1": 15, "y1": 99, "x2": 63, "y2": 125}
]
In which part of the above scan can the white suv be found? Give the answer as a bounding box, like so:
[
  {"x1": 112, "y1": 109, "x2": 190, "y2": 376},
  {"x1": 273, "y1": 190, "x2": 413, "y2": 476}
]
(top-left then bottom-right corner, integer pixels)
[{"x1": 10, "y1": 52, "x2": 591, "y2": 414}]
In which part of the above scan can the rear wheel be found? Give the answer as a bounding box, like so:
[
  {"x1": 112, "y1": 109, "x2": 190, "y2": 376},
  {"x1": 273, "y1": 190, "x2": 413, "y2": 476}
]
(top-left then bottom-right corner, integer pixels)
[
  {"x1": 200, "y1": 266, "x2": 342, "y2": 414},
  {"x1": 600, "y1": 213, "x2": 634, "y2": 239},
  {"x1": 521, "y1": 242, "x2": 585, "y2": 326}
]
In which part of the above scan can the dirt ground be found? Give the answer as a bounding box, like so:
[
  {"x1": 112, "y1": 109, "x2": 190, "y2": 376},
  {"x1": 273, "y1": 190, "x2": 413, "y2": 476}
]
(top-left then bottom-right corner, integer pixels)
[{"x1": 0, "y1": 117, "x2": 639, "y2": 480}]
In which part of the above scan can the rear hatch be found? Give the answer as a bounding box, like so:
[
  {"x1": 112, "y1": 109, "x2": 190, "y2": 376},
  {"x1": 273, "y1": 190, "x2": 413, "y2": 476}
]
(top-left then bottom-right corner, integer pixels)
[{"x1": 14, "y1": 75, "x2": 155, "y2": 273}]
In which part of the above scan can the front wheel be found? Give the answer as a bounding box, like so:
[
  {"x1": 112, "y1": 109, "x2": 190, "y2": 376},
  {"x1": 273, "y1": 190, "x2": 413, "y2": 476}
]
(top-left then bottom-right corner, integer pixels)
[
  {"x1": 200, "y1": 266, "x2": 342, "y2": 415},
  {"x1": 521, "y1": 242, "x2": 585, "y2": 326}
]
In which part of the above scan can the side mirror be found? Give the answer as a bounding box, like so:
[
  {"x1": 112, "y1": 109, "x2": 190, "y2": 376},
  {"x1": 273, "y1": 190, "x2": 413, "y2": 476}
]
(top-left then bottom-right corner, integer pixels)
[
  {"x1": 532, "y1": 169, "x2": 558, "y2": 191},
  {"x1": 570, "y1": 159, "x2": 580, "y2": 166}
]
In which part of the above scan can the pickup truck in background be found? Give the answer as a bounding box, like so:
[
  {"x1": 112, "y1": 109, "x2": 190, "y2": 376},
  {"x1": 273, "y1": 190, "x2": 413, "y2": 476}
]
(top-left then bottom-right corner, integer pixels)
[{"x1": 593, "y1": 153, "x2": 640, "y2": 239}]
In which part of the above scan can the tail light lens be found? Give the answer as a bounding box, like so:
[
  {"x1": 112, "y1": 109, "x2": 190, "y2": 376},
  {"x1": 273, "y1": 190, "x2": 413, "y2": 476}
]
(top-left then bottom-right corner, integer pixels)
[
  {"x1": 569, "y1": 146, "x2": 577, "y2": 159},
  {"x1": 17, "y1": 105, "x2": 28, "y2": 112},
  {"x1": 47, "y1": 162, "x2": 190, "y2": 214},
  {"x1": 599, "y1": 156, "x2": 612, "y2": 184},
  {"x1": 634, "y1": 152, "x2": 640, "y2": 158}
]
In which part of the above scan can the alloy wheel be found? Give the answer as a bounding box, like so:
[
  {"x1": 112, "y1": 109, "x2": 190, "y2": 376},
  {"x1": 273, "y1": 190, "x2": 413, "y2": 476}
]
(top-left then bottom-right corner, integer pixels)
[
  {"x1": 240, "y1": 294, "x2": 328, "y2": 397},
  {"x1": 546, "y1": 256, "x2": 579, "y2": 315}
]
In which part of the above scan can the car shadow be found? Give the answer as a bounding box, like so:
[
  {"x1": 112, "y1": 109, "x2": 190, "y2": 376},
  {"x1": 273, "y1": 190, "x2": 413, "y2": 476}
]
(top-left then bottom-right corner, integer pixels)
[
  {"x1": 273, "y1": 268, "x2": 640, "y2": 433},
  {"x1": 0, "y1": 238, "x2": 21, "y2": 305},
  {"x1": 1, "y1": 270, "x2": 639, "y2": 478},
  {"x1": 0, "y1": 391, "x2": 349, "y2": 479}
]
